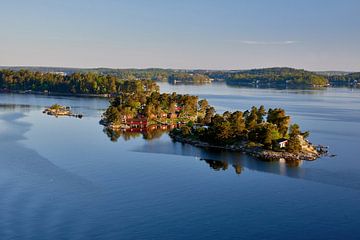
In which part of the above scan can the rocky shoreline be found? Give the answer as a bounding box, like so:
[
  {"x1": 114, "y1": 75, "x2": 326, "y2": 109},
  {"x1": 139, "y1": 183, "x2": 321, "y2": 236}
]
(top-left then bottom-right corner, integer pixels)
[{"x1": 169, "y1": 132, "x2": 321, "y2": 162}]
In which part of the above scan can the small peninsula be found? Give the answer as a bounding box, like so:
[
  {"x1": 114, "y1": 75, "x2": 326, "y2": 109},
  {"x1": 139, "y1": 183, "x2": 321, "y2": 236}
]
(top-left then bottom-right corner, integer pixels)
[{"x1": 100, "y1": 81, "x2": 325, "y2": 162}]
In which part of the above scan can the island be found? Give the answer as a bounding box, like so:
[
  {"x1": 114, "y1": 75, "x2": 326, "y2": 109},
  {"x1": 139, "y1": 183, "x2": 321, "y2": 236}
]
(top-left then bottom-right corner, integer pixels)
[
  {"x1": 43, "y1": 104, "x2": 83, "y2": 118},
  {"x1": 100, "y1": 81, "x2": 326, "y2": 162},
  {"x1": 169, "y1": 107, "x2": 322, "y2": 161}
]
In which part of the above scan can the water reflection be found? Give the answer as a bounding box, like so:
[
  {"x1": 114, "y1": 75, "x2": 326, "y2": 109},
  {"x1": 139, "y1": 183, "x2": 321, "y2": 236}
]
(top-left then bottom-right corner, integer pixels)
[
  {"x1": 103, "y1": 125, "x2": 171, "y2": 142},
  {"x1": 200, "y1": 157, "x2": 302, "y2": 175},
  {"x1": 0, "y1": 103, "x2": 33, "y2": 112},
  {"x1": 103, "y1": 124, "x2": 305, "y2": 176},
  {"x1": 131, "y1": 135, "x2": 307, "y2": 177},
  {"x1": 201, "y1": 158, "x2": 244, "y2": 175},
  {"x1": 135, "y1": 139, "x2": 360, "y2": 190}
]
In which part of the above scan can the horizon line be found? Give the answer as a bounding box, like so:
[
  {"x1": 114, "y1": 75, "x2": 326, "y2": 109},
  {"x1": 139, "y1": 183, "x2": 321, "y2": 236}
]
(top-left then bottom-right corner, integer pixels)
[{"x1": 0, "y1": 65, "x2": 358, "y2": 73}]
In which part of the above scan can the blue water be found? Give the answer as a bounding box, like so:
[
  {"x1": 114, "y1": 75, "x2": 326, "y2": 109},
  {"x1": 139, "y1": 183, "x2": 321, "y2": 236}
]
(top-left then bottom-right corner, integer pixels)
[{"x1": 0, "y1": 84, "x2": 360, "y2": 239}]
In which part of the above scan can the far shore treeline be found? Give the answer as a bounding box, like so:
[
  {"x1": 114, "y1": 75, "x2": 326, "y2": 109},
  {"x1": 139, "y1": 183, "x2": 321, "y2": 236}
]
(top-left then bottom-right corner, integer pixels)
[
  {"x1": 0, "y1": 67, "x2": 359, "y2": 94},
  {"x1": 0, "y1": 69, "x2": 158, "y2": 95}
]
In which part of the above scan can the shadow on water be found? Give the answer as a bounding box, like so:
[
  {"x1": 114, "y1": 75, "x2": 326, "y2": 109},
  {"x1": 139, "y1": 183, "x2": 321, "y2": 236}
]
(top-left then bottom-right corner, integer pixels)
[
  {"x1": 131, "y1": 138, "x2": 360, "y2": 191},
  {"x1": 0, "y1": 112, "x2": 96, "y2": 192},
  {"x1": 0, "y1": 111, "x2": 107, "y2": 240}
]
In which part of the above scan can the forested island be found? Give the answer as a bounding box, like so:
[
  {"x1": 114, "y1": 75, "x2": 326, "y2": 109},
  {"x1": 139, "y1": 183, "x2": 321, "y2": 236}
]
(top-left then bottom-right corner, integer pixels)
[
  {"x1": 100, "y1": 81, "x2": 323, "y2": 161},
  {"x1": 169, "y1": 107, "x2": 321, "y2": 161},
  {"x1": 1, "y1": 67, "x2": 359, "y2": 94}
]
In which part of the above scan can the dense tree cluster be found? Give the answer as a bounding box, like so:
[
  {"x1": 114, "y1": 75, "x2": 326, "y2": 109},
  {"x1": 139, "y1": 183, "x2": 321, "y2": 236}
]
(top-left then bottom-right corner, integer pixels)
[
  {"x1": 327, "y1": 72, "x2": 360, "y2": 86},
  {"x1": 0, "y1": 69, "x2": 158, "y2": 95},
  {"x1": 168, "y1": 73, "x2": 211, "y2": 84},
  {"x1": 207, "y1": 68, "x2": 329, "y2": 87},
  {"x1": 173, "y1": 105, "x2": 307, "y2": 152},
  {"x1": 102, "y1": 89, "x2": 209, "y2": 126}
]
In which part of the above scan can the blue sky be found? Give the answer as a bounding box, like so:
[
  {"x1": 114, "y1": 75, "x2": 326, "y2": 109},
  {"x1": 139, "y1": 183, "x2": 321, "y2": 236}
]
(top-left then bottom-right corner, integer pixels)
[{"x1": 0, "y1": 0, "x2": 359, "y2": 70}]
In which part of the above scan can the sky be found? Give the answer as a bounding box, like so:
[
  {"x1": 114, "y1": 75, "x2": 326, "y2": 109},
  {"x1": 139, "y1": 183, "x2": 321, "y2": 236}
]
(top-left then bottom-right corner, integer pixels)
[{"x1": 0, "y1": 0, "x2": 359, "y2": 71}]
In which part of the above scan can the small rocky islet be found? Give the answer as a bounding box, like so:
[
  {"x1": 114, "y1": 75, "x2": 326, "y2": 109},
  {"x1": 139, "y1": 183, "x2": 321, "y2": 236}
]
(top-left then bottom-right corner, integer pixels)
[{"x1": 43, "y1": 104, "x2": 83, "y2": 118}]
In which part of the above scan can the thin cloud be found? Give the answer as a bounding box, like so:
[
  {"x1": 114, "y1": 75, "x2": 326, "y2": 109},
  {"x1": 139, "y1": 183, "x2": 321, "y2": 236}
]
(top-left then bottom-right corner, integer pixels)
[{"x1": 241, "y1": 40, "x2": 297, "y2": 45}]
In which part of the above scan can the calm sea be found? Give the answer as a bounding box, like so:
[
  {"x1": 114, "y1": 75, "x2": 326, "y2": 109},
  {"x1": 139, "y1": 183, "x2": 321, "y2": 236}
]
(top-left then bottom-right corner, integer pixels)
[{"x1": 0, "y1": 83, "x2": 359, "y2": 240}]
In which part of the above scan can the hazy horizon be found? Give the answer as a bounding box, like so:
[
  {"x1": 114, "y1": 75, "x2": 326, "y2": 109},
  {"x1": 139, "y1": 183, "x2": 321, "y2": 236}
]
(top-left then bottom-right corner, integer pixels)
[
  {"x1": 1, "y1": 0, "x2": 359, "y2": 71},
  {"x1": 0, "y1": 64, "x2": 357, "y2": 73}
]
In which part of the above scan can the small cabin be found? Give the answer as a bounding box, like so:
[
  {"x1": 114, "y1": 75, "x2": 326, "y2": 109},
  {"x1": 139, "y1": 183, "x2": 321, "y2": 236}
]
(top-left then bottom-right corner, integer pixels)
[{"x1": 275, "y1": 138, "x2": 288, "y2": 149}]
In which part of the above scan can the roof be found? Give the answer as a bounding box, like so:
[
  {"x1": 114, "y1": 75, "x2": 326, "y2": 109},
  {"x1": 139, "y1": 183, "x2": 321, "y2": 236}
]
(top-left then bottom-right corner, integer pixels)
[{"x1": 276, "y1": 138, "x2": 288, "y2": 143}]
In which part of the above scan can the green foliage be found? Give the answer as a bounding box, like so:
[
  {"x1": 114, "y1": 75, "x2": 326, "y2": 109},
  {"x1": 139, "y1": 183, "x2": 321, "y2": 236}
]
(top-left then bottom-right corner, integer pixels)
[
  {"x1": 248, "y1": 123, "x2": 279, "y2": 149},
  {"x1": 229, "y1": 111, "x2": 246, "y2": 137},
  {"x1": 203, "y1": 106, "x2": 216, "y2": 125},
  {"x1": 171, "y1": 104, "x2": 309, "y2": 153},
  {"x1": 168, "y1": 73, "x2": 211, "y2": 84},
  {"x1": 286, "y1": 124, "x2": 303, "y2": 153},
  {"x1": 180, "y1": 125, "x2": 192, "y2": 137},
  {"x1": 302, "y1": 131, "x2": 310, "y2": 138},
  {"x1": 286, "y1": 136, "x2": 302, "y2": 153},
  {"x1": 49, "y1": 104, "x2": 63, "y2": 110},
  {"x1": 187, "y1": 121, "x2": 194, "y2": 127},
  {"x1": 0, "y1": 69, "x2": 159, "y2": 95},
  {"x1": 216, "y1": 67, "x2": 329, "y2": 86},
  {"x1": 327, "y1": 72, "x2": 360, "y2": 86},
  {"x1": 102, "y1": 86, "x2": 206, "y2": 128},
  {"x1": 245, "y1": 107, "x2": 258, "y2": 130},
  {"x1": 267, "y1": 108, "x2": 291, "y2": 137},
  {"x1": 257, "y1": 105, "x2": 266, "y2": 123}
]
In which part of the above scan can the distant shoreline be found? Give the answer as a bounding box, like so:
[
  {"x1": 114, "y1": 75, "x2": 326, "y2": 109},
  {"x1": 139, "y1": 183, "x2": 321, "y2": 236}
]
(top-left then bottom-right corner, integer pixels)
[{"x1": 0, "y1": 90, "x2": 111, "y2": 98}]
